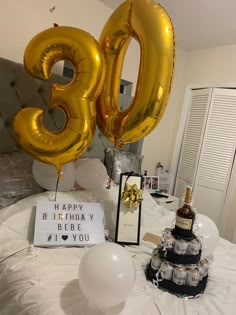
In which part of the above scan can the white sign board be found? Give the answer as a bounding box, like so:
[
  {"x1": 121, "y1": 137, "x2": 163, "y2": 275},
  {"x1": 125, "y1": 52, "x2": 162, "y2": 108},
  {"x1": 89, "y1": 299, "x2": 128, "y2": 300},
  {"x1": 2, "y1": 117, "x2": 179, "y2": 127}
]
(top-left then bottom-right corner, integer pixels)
[{"x1": 34, "y1": 201, "x2": 105, "y2": 247}]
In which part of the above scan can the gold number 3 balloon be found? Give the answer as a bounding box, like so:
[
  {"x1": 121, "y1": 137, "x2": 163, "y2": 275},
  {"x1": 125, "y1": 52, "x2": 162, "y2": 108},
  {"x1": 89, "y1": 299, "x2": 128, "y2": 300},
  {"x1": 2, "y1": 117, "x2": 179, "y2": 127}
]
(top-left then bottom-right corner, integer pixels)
[
  {"x1": 13, "y1": 26, "x2": 105, "y2": 174},
  {"x1": 96, "y1": 0, "x2": 175, "y2": 147}
]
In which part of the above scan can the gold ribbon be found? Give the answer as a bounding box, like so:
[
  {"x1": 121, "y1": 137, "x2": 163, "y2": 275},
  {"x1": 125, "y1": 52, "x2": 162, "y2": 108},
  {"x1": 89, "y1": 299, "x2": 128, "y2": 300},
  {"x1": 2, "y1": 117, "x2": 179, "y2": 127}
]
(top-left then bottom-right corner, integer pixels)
[{"x1": 121, "y1": 182, "x2": 143, "y2": 209}]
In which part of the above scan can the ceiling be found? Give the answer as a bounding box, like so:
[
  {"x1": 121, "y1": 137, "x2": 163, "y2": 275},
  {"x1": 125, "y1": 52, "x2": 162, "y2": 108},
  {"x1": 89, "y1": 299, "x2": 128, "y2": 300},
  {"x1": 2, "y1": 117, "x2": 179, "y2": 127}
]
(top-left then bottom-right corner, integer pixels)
[{"x1": 98, "y1": 0, "x2": 236, "y2": 51}]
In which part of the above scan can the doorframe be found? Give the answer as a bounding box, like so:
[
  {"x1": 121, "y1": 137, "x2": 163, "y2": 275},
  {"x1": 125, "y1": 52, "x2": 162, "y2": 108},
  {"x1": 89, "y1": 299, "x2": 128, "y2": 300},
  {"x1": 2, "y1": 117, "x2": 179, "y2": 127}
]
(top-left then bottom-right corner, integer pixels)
[
  {"x1": 169, "y1": 82, "x2": 236, "y2": 240},
  {"x1": 220, "y1": 148, "x2": 236, "y2": 240}
]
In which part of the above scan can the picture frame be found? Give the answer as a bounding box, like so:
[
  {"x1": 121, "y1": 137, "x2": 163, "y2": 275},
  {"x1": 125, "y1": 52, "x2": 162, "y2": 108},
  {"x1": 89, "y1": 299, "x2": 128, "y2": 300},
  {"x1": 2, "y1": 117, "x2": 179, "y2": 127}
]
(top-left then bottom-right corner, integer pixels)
[
  {"x1": 115, "y1": 173, "x2": 142, "y2": 246},
  {"x1": 142, "y1": 176, "x2": 159, "y2": 192}
]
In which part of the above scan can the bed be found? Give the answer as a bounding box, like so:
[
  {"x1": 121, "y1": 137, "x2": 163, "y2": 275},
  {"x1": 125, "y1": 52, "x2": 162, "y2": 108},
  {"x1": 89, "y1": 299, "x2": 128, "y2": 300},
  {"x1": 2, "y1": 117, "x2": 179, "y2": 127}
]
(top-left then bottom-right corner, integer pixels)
[{"x1": 1, "y1": 57, "x2": 236, "y2": 315}]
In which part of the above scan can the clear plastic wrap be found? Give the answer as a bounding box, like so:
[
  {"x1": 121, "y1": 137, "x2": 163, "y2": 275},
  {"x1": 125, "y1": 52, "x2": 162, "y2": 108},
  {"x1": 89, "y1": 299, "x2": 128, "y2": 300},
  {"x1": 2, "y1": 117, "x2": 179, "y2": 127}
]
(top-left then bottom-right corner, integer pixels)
[
  {"x1": 104, "y1": 148, "x2": 143, "y2": 184},
  {"x1": 0, "y1": 151, "x2": 44, "y2": 209}
]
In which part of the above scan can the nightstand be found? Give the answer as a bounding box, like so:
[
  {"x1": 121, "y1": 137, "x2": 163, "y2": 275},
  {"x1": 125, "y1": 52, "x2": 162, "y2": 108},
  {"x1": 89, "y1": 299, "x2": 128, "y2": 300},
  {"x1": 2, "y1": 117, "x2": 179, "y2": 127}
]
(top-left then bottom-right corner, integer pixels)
[{"x1": 152, "y1": 193, "x2": 179, "y2": 211}]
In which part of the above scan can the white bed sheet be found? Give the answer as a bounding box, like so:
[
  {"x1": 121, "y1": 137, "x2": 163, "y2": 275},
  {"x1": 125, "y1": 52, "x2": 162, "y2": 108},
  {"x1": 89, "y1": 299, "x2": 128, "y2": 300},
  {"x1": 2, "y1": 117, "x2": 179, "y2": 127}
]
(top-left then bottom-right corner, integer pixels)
[{"x1": 0, "y1": 188, "x2": 236, "y2": 315}]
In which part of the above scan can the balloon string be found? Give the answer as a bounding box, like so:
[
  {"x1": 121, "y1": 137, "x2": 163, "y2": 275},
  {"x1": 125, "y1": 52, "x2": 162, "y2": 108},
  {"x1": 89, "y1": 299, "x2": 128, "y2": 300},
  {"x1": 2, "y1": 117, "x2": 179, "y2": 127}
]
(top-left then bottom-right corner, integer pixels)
[
  {"x1": 54, "y1": 175, "x2": 60, "y2": 202},
  {"x1": 110, "y1": 147, "x2": 116, "y2": 181},
  {"x1": 106, "y1": 146, "x2": 116, "y2": 189}
]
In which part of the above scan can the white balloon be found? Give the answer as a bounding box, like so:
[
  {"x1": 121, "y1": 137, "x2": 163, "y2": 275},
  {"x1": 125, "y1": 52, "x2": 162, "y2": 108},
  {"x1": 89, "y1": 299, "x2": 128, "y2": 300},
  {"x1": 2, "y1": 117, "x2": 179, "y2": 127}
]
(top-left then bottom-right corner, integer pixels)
[
  {"x1": 193, "y1": 214, "x2": 220, "y2": 258},
  {"x1": 75, "y1": 159, "x2": 107, "y2": 190},
  {"x1": 78, "y1": 242, "x2": 136, "y2": 309},
  {"x1": 32, "y1": 160, "x2": 75, "y2": 191}
]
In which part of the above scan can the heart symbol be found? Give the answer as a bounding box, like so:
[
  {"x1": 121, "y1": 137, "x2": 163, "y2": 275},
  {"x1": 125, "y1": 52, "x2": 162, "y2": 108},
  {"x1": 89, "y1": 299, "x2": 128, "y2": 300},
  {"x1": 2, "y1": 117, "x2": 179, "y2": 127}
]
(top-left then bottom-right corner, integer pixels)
[{"x1": 62, "y1": 235, "x2": 68, "y2": 241}]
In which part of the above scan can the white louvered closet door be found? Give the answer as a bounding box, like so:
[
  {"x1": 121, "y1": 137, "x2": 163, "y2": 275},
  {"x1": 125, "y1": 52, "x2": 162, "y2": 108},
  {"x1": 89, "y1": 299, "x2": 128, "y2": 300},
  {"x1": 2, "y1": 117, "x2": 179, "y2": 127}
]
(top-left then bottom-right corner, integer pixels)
[
  {"x1": 174, "y1": 89, "x2": 212, "y2": 199},
  {"x1": 193, "y1": 88, "x2": 236, "y2": 226}
]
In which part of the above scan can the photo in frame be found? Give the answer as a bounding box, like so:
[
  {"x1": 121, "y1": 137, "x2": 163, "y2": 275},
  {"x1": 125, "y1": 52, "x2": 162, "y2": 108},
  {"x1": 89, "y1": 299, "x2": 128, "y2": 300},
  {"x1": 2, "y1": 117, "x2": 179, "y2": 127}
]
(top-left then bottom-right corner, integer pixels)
[
  {"x1": 142, "y1": 176, "x2": 159, "y2": 192},
  {"x1": 115, "y1": 172, "x2": 143, "y2": 246}
]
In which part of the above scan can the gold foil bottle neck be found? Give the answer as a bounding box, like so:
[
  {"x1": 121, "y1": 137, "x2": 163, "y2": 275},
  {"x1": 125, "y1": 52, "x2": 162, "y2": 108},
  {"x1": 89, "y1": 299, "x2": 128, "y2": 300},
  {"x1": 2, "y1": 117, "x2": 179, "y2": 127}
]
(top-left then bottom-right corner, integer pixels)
[{"x1": 184, "y1": 186, "x2": 192, "y2": 204}]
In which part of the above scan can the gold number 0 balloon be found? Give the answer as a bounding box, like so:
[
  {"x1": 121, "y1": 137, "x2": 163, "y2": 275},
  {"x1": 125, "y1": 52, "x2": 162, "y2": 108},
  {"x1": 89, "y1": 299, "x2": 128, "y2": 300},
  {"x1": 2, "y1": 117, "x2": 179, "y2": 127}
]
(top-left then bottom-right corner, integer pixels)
[
  {"x1": 13, "y1": 26, "x2": 105, "y2": 174},
  {"x1": 96, "y1": 0, "x2": 175, "y2": 147}
]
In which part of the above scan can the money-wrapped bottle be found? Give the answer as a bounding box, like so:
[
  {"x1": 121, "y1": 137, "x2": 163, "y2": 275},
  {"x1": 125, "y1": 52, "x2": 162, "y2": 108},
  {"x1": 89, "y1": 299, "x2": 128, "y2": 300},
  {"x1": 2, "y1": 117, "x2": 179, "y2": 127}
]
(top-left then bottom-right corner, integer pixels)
[{"x1": 172, "y1": 186, "x2": 195, "y2": 240}]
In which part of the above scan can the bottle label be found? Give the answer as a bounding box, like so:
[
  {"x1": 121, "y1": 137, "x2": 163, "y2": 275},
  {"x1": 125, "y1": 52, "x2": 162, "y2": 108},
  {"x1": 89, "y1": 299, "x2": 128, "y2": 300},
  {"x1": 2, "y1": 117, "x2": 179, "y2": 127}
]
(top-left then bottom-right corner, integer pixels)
[{"x1": 175, "y1": 216, "x2": 192, "y2": 230}]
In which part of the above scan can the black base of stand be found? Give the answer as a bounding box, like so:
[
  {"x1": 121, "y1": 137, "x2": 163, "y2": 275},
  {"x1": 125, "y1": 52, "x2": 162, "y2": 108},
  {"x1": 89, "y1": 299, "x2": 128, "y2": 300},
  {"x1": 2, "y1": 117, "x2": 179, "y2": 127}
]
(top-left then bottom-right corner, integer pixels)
[
  {"x1": 146, "y1": 263, "x2": 208, "y2": 297},
  {"x1": 159, "y1": 247, "x2": 202, "y2": 265}
]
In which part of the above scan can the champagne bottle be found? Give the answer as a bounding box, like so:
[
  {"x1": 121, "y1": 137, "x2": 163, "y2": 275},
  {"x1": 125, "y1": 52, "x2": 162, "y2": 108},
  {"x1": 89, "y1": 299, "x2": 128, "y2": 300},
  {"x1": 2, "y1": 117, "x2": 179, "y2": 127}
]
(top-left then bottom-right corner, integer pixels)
[{"x1": 172, "y1": 186, "x2": 195, "y2": 240}]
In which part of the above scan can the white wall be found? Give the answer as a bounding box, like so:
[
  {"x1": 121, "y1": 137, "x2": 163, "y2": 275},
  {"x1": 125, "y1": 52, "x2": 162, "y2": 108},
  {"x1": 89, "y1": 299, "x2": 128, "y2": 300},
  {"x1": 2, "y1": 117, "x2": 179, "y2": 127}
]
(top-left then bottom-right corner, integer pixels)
[
  {"x1": 186, "y1": 44, "x2": 236, "y2": 84},
  {"x1": 0, "y1": 0, "x2": 140, "y2": 85},
  {"x1": 142, "y1": 48, "x2": 187, "y2": 174},
  {"x1": 0, "y1": 0, "x2": 110, "y2": 63}
]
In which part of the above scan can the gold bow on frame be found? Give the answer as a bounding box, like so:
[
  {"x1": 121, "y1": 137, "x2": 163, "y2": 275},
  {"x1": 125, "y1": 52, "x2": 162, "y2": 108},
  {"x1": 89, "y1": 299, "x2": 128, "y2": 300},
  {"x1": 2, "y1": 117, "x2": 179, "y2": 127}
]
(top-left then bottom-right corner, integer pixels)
[{"x1": 121, "y1": 182, "x2": 143, "y2": 209}]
